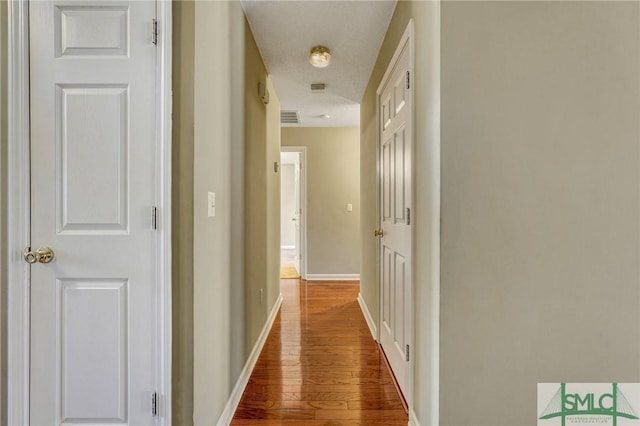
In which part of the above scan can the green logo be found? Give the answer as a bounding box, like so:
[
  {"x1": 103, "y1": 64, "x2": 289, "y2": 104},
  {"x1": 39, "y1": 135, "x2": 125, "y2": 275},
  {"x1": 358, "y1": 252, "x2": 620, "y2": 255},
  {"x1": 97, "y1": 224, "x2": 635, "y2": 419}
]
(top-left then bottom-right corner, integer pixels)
[{"x1": 539, "y1": 383, "x2": 639, "y2": 426}]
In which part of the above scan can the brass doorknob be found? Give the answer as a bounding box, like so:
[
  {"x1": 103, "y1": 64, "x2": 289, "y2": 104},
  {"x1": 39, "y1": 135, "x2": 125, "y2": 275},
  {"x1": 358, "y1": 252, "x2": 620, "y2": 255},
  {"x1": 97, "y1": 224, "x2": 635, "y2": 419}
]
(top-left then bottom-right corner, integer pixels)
[
  {"x1": 374, "y1": 229, "x2": 384, "y2": 237},
  {"x1": 23, "y1": 246, "x2": 55, "y2": 264}
]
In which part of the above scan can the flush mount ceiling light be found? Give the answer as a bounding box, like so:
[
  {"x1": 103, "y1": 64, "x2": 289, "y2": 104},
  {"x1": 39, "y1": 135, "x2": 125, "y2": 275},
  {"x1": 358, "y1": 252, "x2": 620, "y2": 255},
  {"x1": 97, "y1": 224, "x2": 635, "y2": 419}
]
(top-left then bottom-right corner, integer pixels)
[{"x1": 309, "y1": 46, "x2": 331, "y2": 68}]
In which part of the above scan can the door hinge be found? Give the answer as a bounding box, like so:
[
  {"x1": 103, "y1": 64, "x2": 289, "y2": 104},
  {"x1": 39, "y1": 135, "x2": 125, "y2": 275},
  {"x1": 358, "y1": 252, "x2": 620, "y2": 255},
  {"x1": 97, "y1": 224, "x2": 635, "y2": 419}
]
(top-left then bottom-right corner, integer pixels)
[
  {"x1": 151, "y1": 392, "x2": 158, "y2": 416},
  {"x1": 151, "y1": 206, "x2": 158, "y2": 230},
  {"x1": 406, "y1": 207, "x2": 411, "y2": 225},
  {"x1": 406, "y1": 71, "x2": 410, "y2": 89},
  {"x1": 152, "y1": 19, "x2": 158, "y2": 45},
  {"x1": 405, "y1": 344, "x2": 410, "y2": 362}
]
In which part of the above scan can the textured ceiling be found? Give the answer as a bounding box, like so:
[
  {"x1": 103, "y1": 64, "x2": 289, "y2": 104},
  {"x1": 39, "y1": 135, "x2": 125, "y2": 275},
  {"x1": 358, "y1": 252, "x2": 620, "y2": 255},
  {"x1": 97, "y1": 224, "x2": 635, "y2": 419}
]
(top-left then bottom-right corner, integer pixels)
[{"x1": 241, "y1": 0, "x2": 397, "y2": 127}]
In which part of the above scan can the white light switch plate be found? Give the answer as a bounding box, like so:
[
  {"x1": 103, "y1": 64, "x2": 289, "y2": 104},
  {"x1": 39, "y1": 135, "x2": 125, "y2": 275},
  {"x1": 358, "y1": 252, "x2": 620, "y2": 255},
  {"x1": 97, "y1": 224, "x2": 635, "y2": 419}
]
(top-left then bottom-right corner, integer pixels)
[
  {"x1": 208, "y1": 192, "x2": 216, "y2": 217},
  {"x1": 347, "y1": 203, "x2": 353, "y2": 212}
]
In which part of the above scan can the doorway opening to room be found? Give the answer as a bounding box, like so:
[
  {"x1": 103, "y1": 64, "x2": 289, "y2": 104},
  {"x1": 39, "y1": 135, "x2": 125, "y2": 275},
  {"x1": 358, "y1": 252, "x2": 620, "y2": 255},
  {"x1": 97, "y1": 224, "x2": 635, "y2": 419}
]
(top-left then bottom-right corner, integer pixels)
[{"x1": 280, "y1": 148, "x2": 306, "y2": 280}]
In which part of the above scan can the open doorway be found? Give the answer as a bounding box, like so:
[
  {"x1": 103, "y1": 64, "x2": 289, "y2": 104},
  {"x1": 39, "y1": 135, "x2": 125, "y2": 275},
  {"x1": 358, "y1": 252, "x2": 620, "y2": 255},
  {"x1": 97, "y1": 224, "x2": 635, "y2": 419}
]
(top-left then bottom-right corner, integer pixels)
[{"x1": 280, "y1": 147, "x2": 307, "y2": 280}]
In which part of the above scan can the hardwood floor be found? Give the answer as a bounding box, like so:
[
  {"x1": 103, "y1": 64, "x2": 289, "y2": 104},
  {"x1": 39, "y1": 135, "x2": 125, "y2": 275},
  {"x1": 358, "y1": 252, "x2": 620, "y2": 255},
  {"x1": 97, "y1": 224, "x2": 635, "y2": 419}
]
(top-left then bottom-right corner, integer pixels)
[{"x1": 231, "y1": 279, "x2": 408, "y2": 425}]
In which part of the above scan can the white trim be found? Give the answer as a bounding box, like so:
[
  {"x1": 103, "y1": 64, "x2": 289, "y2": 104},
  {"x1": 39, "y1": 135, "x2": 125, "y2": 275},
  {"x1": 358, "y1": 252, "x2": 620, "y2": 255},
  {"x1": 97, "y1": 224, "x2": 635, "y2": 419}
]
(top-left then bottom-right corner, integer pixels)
[
  {"x1": 156, "y1": 0, "x2": 173, "y2": 423},
  {"x1": 280, "y1": 146, "x2": 307, "y2": 279},
  {"x1": 280, "y1": 245, "x2": 295, "y2": 250},
  {"x1": 306, "y1": 274, "x2": 360, "y2": 281},
  {"x1": 357, "y1": 293, "x2": 377, "y2": 341},
  {"x1": 7, "y1": 0, "x2": 31, "y2": 423},
  {"x1": 409, "y1": 409, "x2": 421, "y2": 426},
  {"x1": 376, "y1": 18, "x2": 415, "y2": 417},
  {"x1": 7, "y1": 1, "x2": 172, "y2": 423},
  {"x1": 216, "y1": 294, "x2": 284, "y2": 426}
]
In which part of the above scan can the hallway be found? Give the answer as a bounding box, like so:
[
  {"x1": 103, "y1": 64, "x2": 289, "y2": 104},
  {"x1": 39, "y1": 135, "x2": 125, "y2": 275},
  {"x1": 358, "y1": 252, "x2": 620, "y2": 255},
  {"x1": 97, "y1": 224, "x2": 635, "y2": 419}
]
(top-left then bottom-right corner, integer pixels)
[{"x1": 231, "y1": 280, "x2": 408, "y2": 425}]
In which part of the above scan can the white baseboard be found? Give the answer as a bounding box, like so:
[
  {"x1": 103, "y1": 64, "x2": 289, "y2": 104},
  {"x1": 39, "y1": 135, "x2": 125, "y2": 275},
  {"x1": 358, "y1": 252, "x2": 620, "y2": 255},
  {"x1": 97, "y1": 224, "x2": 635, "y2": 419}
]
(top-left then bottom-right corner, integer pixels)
[
  {"x1": 409, "y1": 409, "x2": 421, "y2": 426},
  {"x1": 280, "y1": 245, "x2": 295, "y2": 250},
  {"x1": 216, "y1": 294, "x2": 283, "y2": 426},
  {"x1": 357, "y1": 293, "x2": 377, "y2": 341},
  {"x1": 306, "y1": 274, "x2": 360, "y2": 281}
]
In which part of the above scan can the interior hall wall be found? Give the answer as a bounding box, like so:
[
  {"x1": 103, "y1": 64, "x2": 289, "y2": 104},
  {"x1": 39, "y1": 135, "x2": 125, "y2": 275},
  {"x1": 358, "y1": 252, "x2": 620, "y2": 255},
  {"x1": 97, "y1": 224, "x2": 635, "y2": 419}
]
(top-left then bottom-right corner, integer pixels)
[
  {"x1": 440, "y1": 2, "x2": 640, "y2": 424},
  {"x1": 191, "y1": 1, "x2": 251, "y2": 423},
  {"x1": 281, "y1": 127, "x2": 361, "y2": 276},
  {"x1": 243, "y1": 21, "x2": 282, "y2": 354},
  {"x1": 171, "y1": 1, "x2": 195, "y2": 423}
]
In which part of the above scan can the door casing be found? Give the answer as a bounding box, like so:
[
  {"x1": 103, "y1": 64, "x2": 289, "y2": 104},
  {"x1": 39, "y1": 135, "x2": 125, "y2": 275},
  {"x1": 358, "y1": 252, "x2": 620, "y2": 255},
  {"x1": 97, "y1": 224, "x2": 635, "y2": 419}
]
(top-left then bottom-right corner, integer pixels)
[
  {"x1": 280, "y1": 146, "x2": 307, "y2": 280},
  {"x1": 6, "y1": 1, "x2": 173, "y2": 423}
]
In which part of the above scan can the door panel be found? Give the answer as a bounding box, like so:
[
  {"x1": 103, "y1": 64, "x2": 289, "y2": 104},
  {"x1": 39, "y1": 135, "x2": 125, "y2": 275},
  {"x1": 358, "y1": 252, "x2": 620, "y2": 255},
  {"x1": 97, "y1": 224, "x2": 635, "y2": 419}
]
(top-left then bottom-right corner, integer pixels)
[
  {"x1": 382, "y1": 246, "x2": 392, "y2": 328},
  {"x1": 378, "y1": 39, "x2": 412, "y2": 397},
  {"x1": 58, "y1": 85, "x2": 129, "y2": 233},
  {"x1": 29, "y1": 1, "x2": 157, "y2": 424},
  {"x1": 61, "y1": 279, "x2": 128, "y2": 422},
  {"x1": 55, "y1": 6, "x2": 130, "y2": 57},
  {"x1": 394, "y1": 125, "x2": 407, "y2": 224},
  {"x1": 382, "y1": 138, "x2": 392, "y2": 221},
  {"x1": 393, "y1": 253, "x2": 406, "y2": 350}
]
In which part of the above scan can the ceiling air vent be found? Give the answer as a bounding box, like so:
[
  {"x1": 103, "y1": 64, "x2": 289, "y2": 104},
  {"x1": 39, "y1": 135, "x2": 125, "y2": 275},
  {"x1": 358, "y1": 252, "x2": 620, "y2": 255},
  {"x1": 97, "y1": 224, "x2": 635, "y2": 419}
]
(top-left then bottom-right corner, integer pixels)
[
  {"x1": 280, "y1": 110, "x2": 300, "y2": 124},
  {"x1": 311, "y1": 83, "x2": 325, "y2": 94}
]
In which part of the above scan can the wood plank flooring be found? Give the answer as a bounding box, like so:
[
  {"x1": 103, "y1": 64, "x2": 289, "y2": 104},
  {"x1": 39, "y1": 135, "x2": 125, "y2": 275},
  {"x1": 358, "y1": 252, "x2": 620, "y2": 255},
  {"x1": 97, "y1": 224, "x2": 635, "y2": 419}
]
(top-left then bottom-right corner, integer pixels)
[{"x1": 231, "y1": 279, "x2": 408, "y2": 425}]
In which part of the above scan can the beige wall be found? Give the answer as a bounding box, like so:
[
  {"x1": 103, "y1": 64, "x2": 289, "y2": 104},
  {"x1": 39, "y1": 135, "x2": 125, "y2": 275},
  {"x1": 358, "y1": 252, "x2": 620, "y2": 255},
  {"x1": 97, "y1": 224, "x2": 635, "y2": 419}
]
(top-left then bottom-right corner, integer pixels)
[
  {"x1": 228, "y1": 0, "x2": 247, "y2": 398},
  {"x1": 440, "y1": 2, "x2": 640, "y2": 424},
  {"x1": 264, "y1": 78, "x2": 282, "y2": 312},
  {"x1": 281, "y1": 164, "x2": 296, "y2": 247},
  {"x1": 191, "y1": 1, "x2": 282, "y2": 423},
  {"x1": 243, "y1": 14, "x2": 268, "y2": 361},
  {"x1": 282, "y1": 127, "x2": 361, "y2": 276},
  {"x1": 244, "y1": 24, "x2": 282, "y2": 353},
  {"x1": 189, "y1": 2, "x2": 280, "y2": 423},
  {"x1": 171, "y1": 1, "x2": 194, "y2": 424},
  {"x1": 360, "y1": 1, "x2": 440, "y2": 422},
  {"x1": 265, "y1": 77, "x2": 282, "y2": 322},
  {"x1": 192, "y1": 1, "x2": 233, "y2": 422}
]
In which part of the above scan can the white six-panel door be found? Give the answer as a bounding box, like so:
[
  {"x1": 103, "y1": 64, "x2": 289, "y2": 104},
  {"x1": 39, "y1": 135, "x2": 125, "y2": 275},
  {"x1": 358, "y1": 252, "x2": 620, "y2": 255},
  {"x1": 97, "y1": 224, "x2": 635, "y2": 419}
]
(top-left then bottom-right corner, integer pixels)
[
  {"x1": 378, "y1": 35, "x2": 412, "y2": 398},
  {"x1": 29, "y1": 1, "x2": 158, "y2": 424}
]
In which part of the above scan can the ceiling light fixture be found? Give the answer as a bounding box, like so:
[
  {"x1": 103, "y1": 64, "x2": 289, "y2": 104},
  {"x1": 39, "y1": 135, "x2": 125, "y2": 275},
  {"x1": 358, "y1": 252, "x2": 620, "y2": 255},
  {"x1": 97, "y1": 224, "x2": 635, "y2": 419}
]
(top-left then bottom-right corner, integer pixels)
[{"x1": 309, "y1": 46, "x2": 331, "y2": 68}]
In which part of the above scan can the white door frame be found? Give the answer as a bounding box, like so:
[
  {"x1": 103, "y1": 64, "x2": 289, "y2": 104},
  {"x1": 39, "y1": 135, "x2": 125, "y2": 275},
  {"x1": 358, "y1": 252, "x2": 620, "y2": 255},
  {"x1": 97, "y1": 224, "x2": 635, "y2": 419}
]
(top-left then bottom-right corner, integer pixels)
[
  {"x1": 376, "y1": 19, "x2": 415, "y2": 414},
  {"x1": 7, "y1": 1, "x2": 173, "y2": 423},
  {"x1": 281, "y1": 146, "x2": 307, "y2": 280}
]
